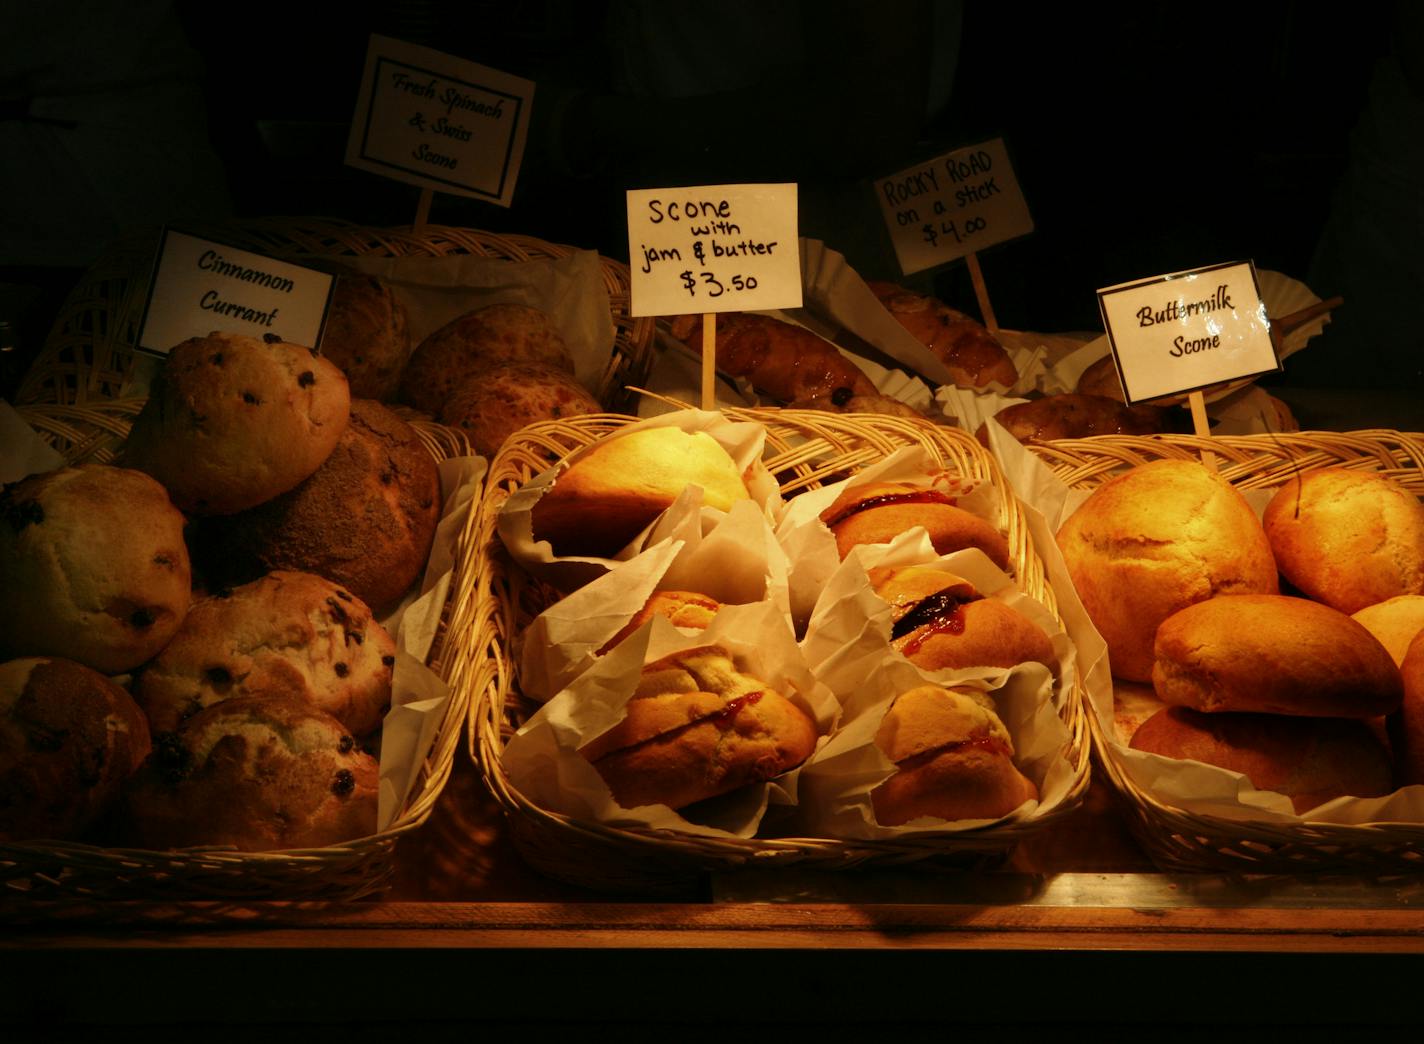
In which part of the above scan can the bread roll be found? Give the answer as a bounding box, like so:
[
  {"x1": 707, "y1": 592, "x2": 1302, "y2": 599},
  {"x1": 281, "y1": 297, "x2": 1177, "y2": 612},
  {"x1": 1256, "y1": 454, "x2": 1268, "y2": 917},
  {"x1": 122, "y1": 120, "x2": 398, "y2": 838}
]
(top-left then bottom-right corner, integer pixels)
[
  {"x1": 1130, "y1": 706, "x2": 1392, "y2": 814},
  {"x1": 819, "y1": 480, "x2": 1010, "y2": 568},
  {"x1": 193, "y1": 399, "x2": 441, "y2": 616},
  {"x1": 120, "y1": 695, "x2": 378, "y2": 851},
  {"x1": 597, "y1": 590, "x2": 721, "y2": 655},
  {"x1": 871, "y1": 683, "x2": 1037, "y2": 824},
  {"x1": 0, "y1": 657, "x2": 151, "y2": 841},
  {"x1": 1055, "y1": 460, "x2": 1278, "y2": 682},
  {"x1": 399, "y1": 303, "x2": 573, "y2": 416},
  {"x1": 123, "y1": 331, "x2": 350, "y2": 515},
  {"x1": 319, "y1": 270, "x2": 412, "y2": 400},
  {"x1": 531, "y1": 427, "x2": 751, "y2": 559},
  {"x1": 1353, "y1": 595, "x2": 1424, "y2": 666},
  {"x1": 0, "y1": 465, "x2": 191, "y2": 673},
  {"x1": 440, "y1": 361, "x2": 601, "y2": 458},
  {"x1": 1152, "y1": 594, "x2": 1402, "y2": 718},
  {"x1": 134, "y1": 571, "x2": 396, "y2": 738},
  {"x1": 866, "y1": 282, "x2": 1017, "y2": 389},
  {"x1": 1389, "y1": 630, "x2": 1424, "y2": 786},
  {"x1": 870, "y1": 565, "x2": 1054, "y2": 672},
  {"x1": 1263, "y1": 468, "x2": 1424, "y2": 614},
  {"x1": 580, "y1": 646, "x2": 817, "y2": 810}
]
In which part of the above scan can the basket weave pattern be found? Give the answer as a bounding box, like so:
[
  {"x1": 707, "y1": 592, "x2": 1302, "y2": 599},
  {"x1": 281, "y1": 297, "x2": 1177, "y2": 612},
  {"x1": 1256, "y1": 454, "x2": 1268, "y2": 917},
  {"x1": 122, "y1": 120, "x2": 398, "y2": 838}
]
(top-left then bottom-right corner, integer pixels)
[
  {"x1": 1032, "y1": 428, "x2": 1424, "y2": 873},
  {"x1": 471, "y1": 409, "x2": 1091, "y2": 892}
]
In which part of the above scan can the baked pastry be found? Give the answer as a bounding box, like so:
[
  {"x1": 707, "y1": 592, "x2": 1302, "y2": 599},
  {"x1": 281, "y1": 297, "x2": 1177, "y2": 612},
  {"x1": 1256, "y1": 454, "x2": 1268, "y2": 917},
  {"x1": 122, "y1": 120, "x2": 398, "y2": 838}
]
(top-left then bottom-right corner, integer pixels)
[
  {"x1": 0, "y1": 657, "x2": 151, "y2": 841},
  {"x1": 1353, "y1": 595, "x2": 1424, "y2": 666},
  {"x1": 193, "y1": 399, "x2": 441, "y2": 616},
  {"x1": 134, "y1": 571, "x2": 396, "y2": 738},
  {"x1": 1152, "y1": 594, "x2": 1403, "y2": 719},
  {"x1": 870, "y1": 565, "x2": 1054, "y2": 671},
  {"x1": 1130, "y1": 706, "x2": 1393, "y2": 814},
  {"x1": 1263, "y1": 468, "x2": 1424, "y2": 614},
  {"x1": 0, "y1": 465, "x2": 190, "y2": 673},
  {"x1": 985, "y1": 393, "x2": 1184, "y2": 444},
  {"x1": 1055, "y1": 460, "x2": 1278, "y2": 682},
  {"x1": 871, "y1": 684, "x2": 1037, "y2": 824},
  {"x1": 1391, "y1": 630, "x2": 1424, "y2": 786},
  {"x1": 120, "y1": 695, "x2": 378, "y2": 851},
  {"x1": 866, "y1": 282, "x2": 1017, "y2": 389},
  {"x1": 531, "y1": 427, "x2": 751, "y2": 559},
  {"x1": 788, "y1": 392, "x2": 926, "y2": 421},
  {"x1": 123, "y1": 331, "x2": 350, "y2": 515},
  {"x1": 1075, "y1": 355, "x2": 1126, "y2": 401},
  {"x1": 597, "y1": 590, "x2": 721, "y2": 655},
  {"x1": 819, "y1": 480, "x2": 1010, "y2": 568},
  {"x1": 667, "y1": 312, "x2": 878, "y2": 405},
  {"x1": 319, "y1": 270, "x2": 412, "y2": 400},
  {"x1": 399, "y1": 303, "x2": 573, "y2": 417},
  {"x1": 440, "y1": 361, "x2": 602, "y2": 458},
  {"x1": 580, "y1": 645, "x2": 817, "y2": 811}
]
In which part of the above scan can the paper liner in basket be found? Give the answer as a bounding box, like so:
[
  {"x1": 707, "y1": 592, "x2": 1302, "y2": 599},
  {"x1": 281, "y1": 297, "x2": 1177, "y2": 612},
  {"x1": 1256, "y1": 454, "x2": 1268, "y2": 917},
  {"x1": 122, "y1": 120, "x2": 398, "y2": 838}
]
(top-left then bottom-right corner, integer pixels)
[
  {"x1": 501, "y1": 600, "x2": 840, "y2": 839},
  {"x1": 515, "y1": 499, "x2": 794, "y2": 705},
  {"x1": 496, "y1": 409, "x2": 782, "y2": 591}
]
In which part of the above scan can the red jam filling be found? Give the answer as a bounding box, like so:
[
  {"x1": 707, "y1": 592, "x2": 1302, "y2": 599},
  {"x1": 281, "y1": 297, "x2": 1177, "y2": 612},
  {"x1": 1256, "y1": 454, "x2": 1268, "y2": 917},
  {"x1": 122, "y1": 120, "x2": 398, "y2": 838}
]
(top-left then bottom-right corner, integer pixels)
[
  {"x1": 820, "y1": 489, "x2": 959, "y2": 529},
  {"x1": 891, "y1": 589, "x2": 983, "y2": 653}
]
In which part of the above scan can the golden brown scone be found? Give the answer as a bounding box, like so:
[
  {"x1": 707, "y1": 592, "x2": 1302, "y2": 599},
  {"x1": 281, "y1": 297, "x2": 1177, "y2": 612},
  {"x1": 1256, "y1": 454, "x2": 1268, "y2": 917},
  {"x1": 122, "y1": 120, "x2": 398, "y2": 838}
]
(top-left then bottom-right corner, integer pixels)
[
  {"x1": 871, "y1": 683, "x2": 1037, "y2": 825},
  {"x1": 1391, "y1": 631, "x2": 1424, "y2": 786},
  {"x1": 1075, "y1": 355, "x2": 1126, "y2": 401},
  {"x1": 134, "y1": 571, "x2": 396, "y2": 738},
  {"x1": 597, "y1": 590, "x2": 721, "y2": 655},
  {"x1": 1152, "y1": 594, "x2": 1402, "y2": 719},
  {"x1": 820, "y1": 480, "x2": 1010, "y2": 568},
  {"x1": 580, "y1": 645, "x2": 817, "y2": 810},
  {"x1": 1353, "y1": 595, "x2": 1424, "y2": 667},
  {"x1": 318, "y1": 271, "x2": 413, "y2": 401},
  {"x1": 1263, "y1": 468, "x2": 1424, "y2": 614},
  {"x1": 985, "y1": 393, "x2": 1184, "y2": 444},
  {"x1": 120, "y1": 695, "x2": 378, "y2": 851},
  {"x1": 866, "y1": 282, "x2": 1017, "y2": 389},
  {"x1": 0, "y1": 657, "x2": 152, "y2": 842},
  {"x1": 440, "y1": 361, "x2": 601, "y2": 459},
  {"x1": 870, "y1": 565, "x2": 1054, "y2": 672},
  {"x1": 1055, "y1": 460, "x2": 1278, "y2": 682},
  {"x1": 531, "y1": 427, "x2": 751, "y2": 559},
  {"x1": 0, "y1": 465, "x2": 191, "y2": 673},
  {"x1": 194, "y1": 399, "x2": 441, "y2": 616},
  {"x1": 668, "y1": 312, "x2": 878, "y2": 405},
  {"x1": 123, "y1": 331, "x2": 350, "y2": 516},
  {"x1": 1130, "y1": 705, "x2": 1393, "y2": 814},
  {"x1": 399, "y1": 303, "x2": 573, "y2": 417}
]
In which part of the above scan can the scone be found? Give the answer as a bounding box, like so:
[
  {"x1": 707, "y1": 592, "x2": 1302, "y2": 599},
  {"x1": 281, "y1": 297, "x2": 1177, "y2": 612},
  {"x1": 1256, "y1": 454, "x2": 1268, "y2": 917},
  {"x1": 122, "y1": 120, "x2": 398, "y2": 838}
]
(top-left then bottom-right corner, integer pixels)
[
  {"x1": 819, "y1": 480, "x2": 1010, "y2": 568},
  {"x1": 123, "y1": 331, "x2": 350, "y2": 515},
  {"x1": 440, "y1": 361, "x2": 601, "y2": 458},
  {"x1": 0, "y1": 465, "x2": 190, "y2": 673},
  {"x1": 319, "y1": 270, "x2": 413, "y2": 400},
  {"x1": 134, "y1": 571, "x2": 396, "y2": 738}
]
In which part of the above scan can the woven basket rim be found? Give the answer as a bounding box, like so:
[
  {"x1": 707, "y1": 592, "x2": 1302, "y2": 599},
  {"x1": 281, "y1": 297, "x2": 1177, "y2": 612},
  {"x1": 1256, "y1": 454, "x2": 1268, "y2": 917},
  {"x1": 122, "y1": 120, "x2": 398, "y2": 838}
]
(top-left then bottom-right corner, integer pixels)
[{"x1": 469, "y1": 409, "x2": 1093, "y2": 888}]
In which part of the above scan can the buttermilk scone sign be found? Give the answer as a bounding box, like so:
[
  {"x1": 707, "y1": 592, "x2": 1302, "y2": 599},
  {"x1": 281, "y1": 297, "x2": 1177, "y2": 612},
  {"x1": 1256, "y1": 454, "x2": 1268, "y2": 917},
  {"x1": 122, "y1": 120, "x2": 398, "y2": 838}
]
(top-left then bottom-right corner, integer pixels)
[
  {"x1": 137, "y1": 230, "x2": 335, "y2": 357},
  {"x1": 345, "y1": 35, "x2": 533, "y2": 206},
  {"x1": 1097, "y1": 261, "x2": 1279, "y2": 403}
]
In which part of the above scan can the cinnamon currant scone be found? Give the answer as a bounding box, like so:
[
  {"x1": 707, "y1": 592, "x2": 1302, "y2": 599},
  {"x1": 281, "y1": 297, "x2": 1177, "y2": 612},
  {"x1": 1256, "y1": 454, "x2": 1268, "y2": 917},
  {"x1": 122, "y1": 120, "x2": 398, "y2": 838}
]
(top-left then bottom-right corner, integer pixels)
[{"x1": 134, "y1": 571, "x2": 396, "y2": 738}]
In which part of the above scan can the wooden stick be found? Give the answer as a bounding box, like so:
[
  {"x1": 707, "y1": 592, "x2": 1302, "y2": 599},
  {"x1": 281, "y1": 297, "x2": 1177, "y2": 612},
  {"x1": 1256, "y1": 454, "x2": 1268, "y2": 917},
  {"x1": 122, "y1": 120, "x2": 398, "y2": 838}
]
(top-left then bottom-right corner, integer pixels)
[
  {"x1": 414, "y1": 187, "x2": 434, "y2": 232},
  {"x1": 965, "y1": 252, "x2": 999, "y2": 336},
  {"x1": 700, "y1": 313, "x2": 717, "y2": 411},
  {"x1": 1187, "y1": 390, "x2": 1217, "y2": 473}
]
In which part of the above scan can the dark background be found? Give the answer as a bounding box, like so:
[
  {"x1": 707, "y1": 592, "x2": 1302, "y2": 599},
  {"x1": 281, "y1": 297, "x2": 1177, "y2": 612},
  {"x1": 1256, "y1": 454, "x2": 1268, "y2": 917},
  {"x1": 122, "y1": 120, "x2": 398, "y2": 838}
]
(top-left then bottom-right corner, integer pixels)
[{"x1": 2, "y1": 1, "x2": 1418, "y2": 401}]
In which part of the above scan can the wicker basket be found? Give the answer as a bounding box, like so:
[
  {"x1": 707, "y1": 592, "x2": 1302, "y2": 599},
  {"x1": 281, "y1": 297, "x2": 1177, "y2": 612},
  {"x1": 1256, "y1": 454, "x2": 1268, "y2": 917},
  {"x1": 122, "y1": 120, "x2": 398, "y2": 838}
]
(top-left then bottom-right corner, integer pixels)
[
  {"x1": 1029, "y1": 428, "x2": 1424, "y2": 873},
  {"x1": 0, "y1": 401, "x2": 484, "y2": 902},
  {"x1": 16, "y1": 217, "x2": 656, "y2": 415},
  {"x1": 471, "y1": 408, "x2": 1093, "y2": 893}
]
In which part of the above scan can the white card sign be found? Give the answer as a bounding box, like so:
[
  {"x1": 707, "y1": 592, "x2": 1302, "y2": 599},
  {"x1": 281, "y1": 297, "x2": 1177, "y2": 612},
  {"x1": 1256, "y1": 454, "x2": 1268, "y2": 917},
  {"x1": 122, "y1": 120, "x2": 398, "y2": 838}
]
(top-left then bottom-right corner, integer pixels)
[
  {"x1": 626, "y1": 183, "x2": 802, "y2": 317},
  {"x1": 875, "y1": 137, "x2": 1033, "y2": 276},
  {"x1": 345, "y1": 35, "x2": 533, "y2": 207},
  {"x1": 1097, "y1": 261, "x2": 1279, "y2": 404},
  {"x1": 136, "y1": 229, "x2": 335, "y2": 357}
]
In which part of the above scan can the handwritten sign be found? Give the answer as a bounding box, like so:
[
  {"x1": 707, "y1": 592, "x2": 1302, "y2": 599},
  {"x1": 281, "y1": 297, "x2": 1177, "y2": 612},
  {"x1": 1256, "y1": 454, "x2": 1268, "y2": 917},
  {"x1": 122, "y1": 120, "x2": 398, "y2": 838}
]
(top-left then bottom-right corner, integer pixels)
[
  {"x1": 875, "y1": 138, "x2": 1033, "y2": 276},
  {"x1": 345, "y1": 35, "x2": 533, "y2": 207},
  {"x1": 136, "y1": 230, "x2": 334, "y2": 357},
  {"x1": 626, "y1": 184, "x2": 802, "y2": 318},
  {"x1": 1097, "y1": 261, "x2": 1279, "y2": 404}
]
